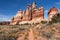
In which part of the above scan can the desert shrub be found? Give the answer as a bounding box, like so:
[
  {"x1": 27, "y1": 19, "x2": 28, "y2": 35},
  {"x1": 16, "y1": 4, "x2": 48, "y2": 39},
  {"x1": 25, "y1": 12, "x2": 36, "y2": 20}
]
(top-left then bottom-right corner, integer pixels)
[
  {"x1": 55, "y1": 38, "x2": 60, "y2": 40},
  {"x1": 41, "y1": 21, "x2": 47, "y2": 24},
  {"x1": 0, "y1": 35, "x2": 17, "y2": 40},
  {"x1": 8, "y1": 36, "x2": 16, "y2": 40},
  {"x1": 52, "y1": 14, "x2": 60, "y2": 23},
  {"x1": 48, "y1": 21, "x2": 53, "y2": 25},
  {"x1": 0, "y1": 31, "x2": 3, "y2": 34},
  {"x1": 49, "y1": 13, "x2": 60, "y2": 24},
  {"x1": 42, "y1": 31, "x2": 53, "y2": 39}
]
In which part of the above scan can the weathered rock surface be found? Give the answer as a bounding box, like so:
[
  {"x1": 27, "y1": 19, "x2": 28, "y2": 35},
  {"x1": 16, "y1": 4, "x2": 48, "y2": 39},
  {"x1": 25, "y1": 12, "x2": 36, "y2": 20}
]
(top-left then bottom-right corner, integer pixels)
[
  {"x1": 10, "y1": 3, "x2": 59, "y2": 25},
  {"x1": 22, "y1": 4, "x2": 31, "y2": 21},
  {"x1": 48, "y1": 7, "x2": 59, "y2": 21},
  {"x1": 10, "y1": 10, "x2": 23, "y2": 25},
  {"x1": 10, "y1": 2, "x2": 44, "y2": 25},
  {"x1": 32, "y1": 2, "x2": 36, "y2": 10},
  {"x1": 32, "y1": 6, "x2": 44, "y2": 21}
]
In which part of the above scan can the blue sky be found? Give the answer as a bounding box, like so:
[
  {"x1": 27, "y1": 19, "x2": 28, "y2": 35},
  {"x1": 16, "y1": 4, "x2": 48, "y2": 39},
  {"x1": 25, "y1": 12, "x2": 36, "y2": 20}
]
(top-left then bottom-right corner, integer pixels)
[{"x1": 0, "y1": 0, "x2": 60, "y2": 21}]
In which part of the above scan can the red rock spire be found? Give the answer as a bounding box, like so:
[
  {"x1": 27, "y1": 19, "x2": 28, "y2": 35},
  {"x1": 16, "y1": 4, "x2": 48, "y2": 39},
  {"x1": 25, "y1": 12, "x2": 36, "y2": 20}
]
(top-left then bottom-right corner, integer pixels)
[
  {"x1": 22, "y1": 4, "x2": 31, "y2": 21},
  {"x1": 48, "y1": 7, "x2": 58, "y2": 21},
  {"x1": 32, "y1": 2, "x2": 36, "y2": 10}
]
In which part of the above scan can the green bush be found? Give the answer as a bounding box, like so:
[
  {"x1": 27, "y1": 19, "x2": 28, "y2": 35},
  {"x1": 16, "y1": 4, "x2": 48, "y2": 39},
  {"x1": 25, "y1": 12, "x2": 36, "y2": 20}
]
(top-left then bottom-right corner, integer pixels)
[
  {"x1": 41, "y1": 21, "x2": 47, "y2": 24},
  {"x1": 49, "y1": 13, "x2": 60, "y2": 24}
]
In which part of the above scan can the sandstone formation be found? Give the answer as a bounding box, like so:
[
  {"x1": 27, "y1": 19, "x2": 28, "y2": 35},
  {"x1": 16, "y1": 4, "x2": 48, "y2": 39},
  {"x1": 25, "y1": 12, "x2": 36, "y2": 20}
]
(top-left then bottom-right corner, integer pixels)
[
  {"x1": 10, "y1": 2, "x2": 59, "y2": 25},
  {"x1": 10, "y1": 2, "x2": 44, "y2": 25},
  {"x1": 22, "y1": 4, "x2": 31, "y2": 21},
  {"x1": 10, "y1": 10, "x2": 23, "y2": 25},
  {"x1": 48, "y1": 7, "x2": 59, "y2": 21},
  {"x1": 32, "y1": 6, "x2": 44, "y2": 22},
  {"x1": 32, "y1": 2, "x2": 36, "y2": 10}
]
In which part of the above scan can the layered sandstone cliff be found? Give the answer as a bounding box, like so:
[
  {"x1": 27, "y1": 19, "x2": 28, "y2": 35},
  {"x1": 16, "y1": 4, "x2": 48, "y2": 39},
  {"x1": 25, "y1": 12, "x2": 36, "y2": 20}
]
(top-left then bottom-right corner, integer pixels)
[
  {"x1": 10, "y1": 2, "x2": 44, "y2": 25},
  {"x1": 10, "y1": 2, "x2": 59, "y2": 25}
]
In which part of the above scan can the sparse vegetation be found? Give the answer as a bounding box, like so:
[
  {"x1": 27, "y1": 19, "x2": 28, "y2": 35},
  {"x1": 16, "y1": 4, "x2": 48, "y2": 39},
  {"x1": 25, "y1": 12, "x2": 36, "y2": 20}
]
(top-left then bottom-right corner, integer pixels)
[
  {"x1": 49, "y1": 13, "x2": 60, "y2": 24},
  {"x1": 0, "y1": 22, "x2": 60, "y2": 40},
  {"x1": 41, "y1": 21, "x2": 47, "y2": 24}
]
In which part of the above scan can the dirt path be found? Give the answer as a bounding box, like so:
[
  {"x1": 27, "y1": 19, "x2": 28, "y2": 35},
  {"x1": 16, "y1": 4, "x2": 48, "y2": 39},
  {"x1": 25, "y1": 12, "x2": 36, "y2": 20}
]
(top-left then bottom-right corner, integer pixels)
[
  {"x1": 28, "y1": 28, "x2": 35, "y2": 40},
  {"x1": 17, "y1": 28, "x2": 35, "y2": 40},
  {"x1": 17, "y1": 31, "x2": 28, "y2": 40}
]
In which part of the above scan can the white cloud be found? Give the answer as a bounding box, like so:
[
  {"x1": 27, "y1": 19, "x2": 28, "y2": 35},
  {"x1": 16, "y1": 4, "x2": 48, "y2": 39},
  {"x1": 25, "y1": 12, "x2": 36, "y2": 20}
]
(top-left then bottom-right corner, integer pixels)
[{"x1": 0, "y1": 14, "x2": 13, "y2": 22}]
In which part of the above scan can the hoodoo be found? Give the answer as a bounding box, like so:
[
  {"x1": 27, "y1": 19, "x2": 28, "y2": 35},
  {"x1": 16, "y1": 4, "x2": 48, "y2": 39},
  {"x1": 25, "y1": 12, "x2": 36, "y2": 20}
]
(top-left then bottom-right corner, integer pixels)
[
  {"x1": 48, "y1": 7, "x2": 58, "y2": 21},
  {"x1": 10, "y1": 10, "x2": 23, "y2": 25},
  {"x1": 22, "y1": 4, "x2": 31, "y2": 21},
  {"x1": 10, "y1": 2, "x2": 59, "y2": 25}
]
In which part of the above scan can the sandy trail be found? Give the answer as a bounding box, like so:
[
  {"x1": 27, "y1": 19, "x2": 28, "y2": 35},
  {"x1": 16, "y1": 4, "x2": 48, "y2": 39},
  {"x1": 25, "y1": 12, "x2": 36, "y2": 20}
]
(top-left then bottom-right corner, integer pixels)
[
  {"x1": 28, "y1": 28, "x2": 35, "y2": 40},
  {"x1": 17, "y1": 31, "x2": 28, "y2": 40}
]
